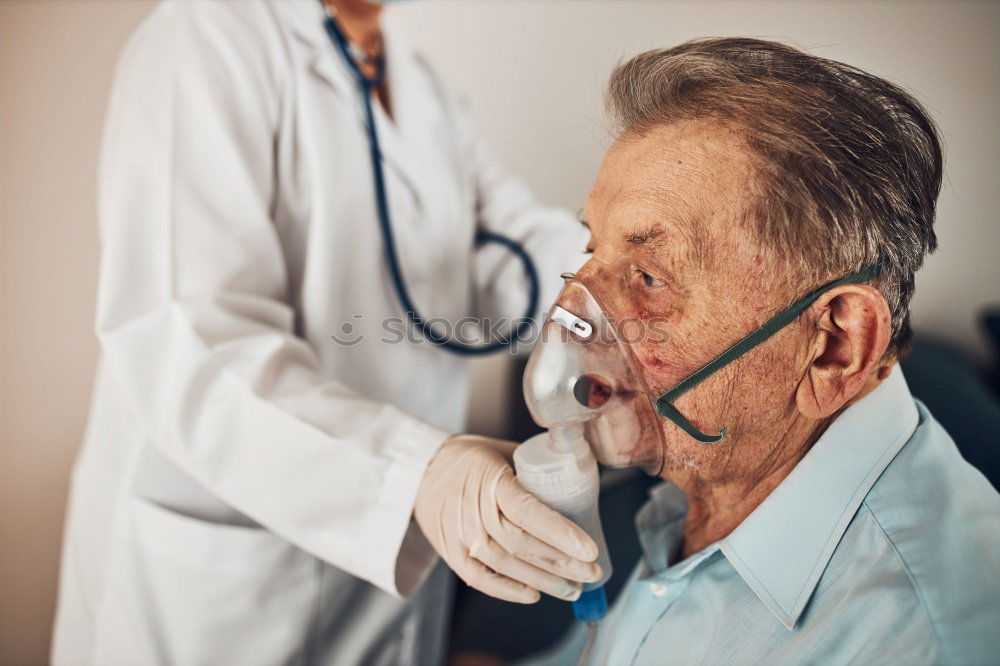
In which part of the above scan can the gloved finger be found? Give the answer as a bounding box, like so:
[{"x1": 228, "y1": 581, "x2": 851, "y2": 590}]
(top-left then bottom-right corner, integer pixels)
[
  {"x1": 457, "y1": 552, "x2": 541, "y2": 604},
  {"x1": 484, "y1": 510, "x2": 602, "y2": 583},
  {"x1": 469, "y1": 537, "x2": 583, "y2": 601},
  {"x1": 494, "y1": 469, "x2": 599, "y2": 562}
]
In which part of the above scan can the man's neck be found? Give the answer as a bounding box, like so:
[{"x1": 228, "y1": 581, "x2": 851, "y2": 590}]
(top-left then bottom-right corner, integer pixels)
[{"x1": 677, "y1": 415, "x2": 829, "y2": 558}]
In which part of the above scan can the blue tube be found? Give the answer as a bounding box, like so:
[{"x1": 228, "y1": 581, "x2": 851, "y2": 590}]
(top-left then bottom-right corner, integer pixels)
[{"x1": 572, "y1": 586, "x2": 608, "y2": 623}]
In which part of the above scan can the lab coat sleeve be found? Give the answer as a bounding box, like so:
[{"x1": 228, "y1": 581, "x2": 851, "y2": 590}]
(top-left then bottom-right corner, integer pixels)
[
  {"x1": 95, "y1": 0, "x2": 444, "y2": 597},
  {"x1": 452, "y1": 93, "x2": 590, "y2": 332}
]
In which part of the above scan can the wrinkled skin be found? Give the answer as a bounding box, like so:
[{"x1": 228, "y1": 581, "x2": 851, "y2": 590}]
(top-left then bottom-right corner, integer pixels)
[{"x1": 579, "y1": 120, "x2": 893, "y2": 556}]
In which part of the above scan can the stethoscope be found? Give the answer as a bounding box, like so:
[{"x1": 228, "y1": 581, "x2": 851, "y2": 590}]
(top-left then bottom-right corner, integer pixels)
[{"x1": 322, "y1": 8, "x2": 540, "y2": 356}]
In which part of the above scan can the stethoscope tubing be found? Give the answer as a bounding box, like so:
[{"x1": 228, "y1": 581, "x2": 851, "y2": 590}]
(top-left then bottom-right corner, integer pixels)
[{"x1": 323, "y1": 10, "x2": 539, "y2": 355}]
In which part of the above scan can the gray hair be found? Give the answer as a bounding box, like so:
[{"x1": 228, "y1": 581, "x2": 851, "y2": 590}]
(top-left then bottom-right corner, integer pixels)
[{"x1": 606, "y1": 38, "x2": 942, "y2": 356}]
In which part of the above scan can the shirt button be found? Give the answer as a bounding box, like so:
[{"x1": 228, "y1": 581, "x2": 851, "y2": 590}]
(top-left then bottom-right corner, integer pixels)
[{"x1": 649, "y1": 582, "x2": 669, "y2": 597}]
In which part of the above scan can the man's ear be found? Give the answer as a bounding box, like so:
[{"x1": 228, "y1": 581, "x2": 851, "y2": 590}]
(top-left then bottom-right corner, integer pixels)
[{"x1": 796, "y1": 284, "x2": 892, "y2": 419}]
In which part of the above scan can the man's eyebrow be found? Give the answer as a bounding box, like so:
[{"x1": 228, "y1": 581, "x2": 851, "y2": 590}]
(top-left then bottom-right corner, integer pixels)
[
  {"x1": 624, "y1": 223, "x2": 667, "y2": 249},
  {"x1": 576, "y1": 210, "x2": 590, "y2": 229}
]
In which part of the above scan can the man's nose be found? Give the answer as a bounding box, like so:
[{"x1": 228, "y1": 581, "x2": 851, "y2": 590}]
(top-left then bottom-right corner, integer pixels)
[
  {"x1": 555, "y1": 279, "x2": 591, "y2": 318},
  {"x1": 556, "y1": 259, "x2": 608, "y2": 315},
  {"x1": 568, "y1": 258, "x2": 621, "y2": 313},
  {"x1": 574, "y1": 257, "x2": 603, "y2": 284}
]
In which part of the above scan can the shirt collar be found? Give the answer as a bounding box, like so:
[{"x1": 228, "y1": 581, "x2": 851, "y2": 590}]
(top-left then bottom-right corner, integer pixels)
[
  {"x1": 721, "y1": 367, "x2": 919, "y2": 628},
  {"x1": 635, "y1": 367, "x2": 919, "y2": 629}
]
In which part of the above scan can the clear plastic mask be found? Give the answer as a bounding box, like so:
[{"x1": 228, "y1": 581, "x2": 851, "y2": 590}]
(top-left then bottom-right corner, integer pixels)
[{"x1": 523, "y1": 277, "x2": 667, "y2": 474}]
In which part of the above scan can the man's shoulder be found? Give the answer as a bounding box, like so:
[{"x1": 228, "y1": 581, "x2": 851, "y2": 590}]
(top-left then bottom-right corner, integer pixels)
[
  {"x1": 859, "y1": 403, "x2": 1000, "y2": 662},
  {"x1": 864, "y1": 401, "x2": 1000, "y2": 547}
]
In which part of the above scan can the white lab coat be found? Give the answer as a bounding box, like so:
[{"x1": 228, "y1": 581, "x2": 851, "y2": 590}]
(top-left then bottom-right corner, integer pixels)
[{"x1": 51, "y1": 1, "x2": 584, "y2": 664}]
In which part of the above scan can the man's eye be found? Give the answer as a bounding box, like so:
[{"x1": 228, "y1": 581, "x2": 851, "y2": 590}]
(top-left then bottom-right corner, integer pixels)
[{"x1": 636, "y1": 268, "x2": 666, "y2": 288}]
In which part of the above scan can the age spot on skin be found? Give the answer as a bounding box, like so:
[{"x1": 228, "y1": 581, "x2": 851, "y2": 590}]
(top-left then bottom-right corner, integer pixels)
[{"x1": 643, "y1": 354, "x2": 669, "y2": 370}]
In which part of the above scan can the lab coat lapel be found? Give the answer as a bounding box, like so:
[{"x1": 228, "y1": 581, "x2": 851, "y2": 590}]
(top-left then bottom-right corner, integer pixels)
[
  {"x1": 285, "y1": 2, "x2": 427, "y2": 210},
  {"x1": 371, "y1": 25, "x2": 434, "y2": 213},
  {"x1": 285, "y1": 1, "x2": 356, "y2": 101}
]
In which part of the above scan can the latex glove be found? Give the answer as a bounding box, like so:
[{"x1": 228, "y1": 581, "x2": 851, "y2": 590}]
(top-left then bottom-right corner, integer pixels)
[{"x1": 415, "y1": 435, "x2": 602, "y2": 604}]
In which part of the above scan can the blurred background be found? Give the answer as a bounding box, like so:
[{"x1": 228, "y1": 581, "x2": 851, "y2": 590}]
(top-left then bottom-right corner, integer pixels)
[{"x1": 1, "y1": 1, "x2": 998, "y2": 663}]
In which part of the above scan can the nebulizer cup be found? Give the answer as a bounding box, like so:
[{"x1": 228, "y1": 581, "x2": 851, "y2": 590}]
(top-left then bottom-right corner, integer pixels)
[
  {"x1": 514, "y1": 425, "x2": 612, "y2": 622},
  {"x1": 514, "y1": 277, "x2": 666, "y2": 632}
]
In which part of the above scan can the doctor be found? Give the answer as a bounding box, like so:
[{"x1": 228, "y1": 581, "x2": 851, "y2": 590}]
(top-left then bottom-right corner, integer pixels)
[{"x1": 52, "y1": 0, "x2": 598, "y2": 664}]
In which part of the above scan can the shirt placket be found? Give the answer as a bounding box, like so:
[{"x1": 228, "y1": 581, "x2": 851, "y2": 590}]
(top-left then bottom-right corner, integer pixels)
[{"x1": 607, "y1": 547, "x2": 719, "y2": 665}]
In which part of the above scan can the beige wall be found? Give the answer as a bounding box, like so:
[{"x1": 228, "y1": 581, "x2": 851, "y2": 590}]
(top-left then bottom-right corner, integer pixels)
[
  {"x1": 1, "y1": 2, "x2": 158, "y2": 663},
  {"x1": 2, "y1": 1, "x2": 997, "y2": 663}
]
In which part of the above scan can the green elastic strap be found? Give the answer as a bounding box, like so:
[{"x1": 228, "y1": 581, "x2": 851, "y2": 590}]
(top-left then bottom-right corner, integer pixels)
[{"x1": 654, "y1": 263, "x2": 882, "y2": 443}]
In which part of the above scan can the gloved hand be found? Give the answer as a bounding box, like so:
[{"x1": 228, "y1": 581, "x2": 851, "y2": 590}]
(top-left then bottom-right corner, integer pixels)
[{"x1": 415, "y1": 435, "x2": 602, "y2": 603}]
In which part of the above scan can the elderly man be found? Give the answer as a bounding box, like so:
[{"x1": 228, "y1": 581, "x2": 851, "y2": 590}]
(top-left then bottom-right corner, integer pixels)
[{"x1": 527, "y1": 38, "x2": 1000, "y2": 665}]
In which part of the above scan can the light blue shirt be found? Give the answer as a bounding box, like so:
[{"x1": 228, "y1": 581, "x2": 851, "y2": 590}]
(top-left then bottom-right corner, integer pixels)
[{"x1": 526, "y1": 369, "x2": 1000, "y2": 665}]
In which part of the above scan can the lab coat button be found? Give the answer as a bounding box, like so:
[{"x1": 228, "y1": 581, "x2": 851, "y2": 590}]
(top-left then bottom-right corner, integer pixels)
[{"x1": 649, "y1": 582, "x2": 669, "y2": 597}]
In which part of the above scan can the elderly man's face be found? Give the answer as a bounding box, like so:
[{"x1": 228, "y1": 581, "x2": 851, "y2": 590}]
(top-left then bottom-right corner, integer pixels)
[{"x1": 579, "y1": 120, "x2": 814, "y2": 483}]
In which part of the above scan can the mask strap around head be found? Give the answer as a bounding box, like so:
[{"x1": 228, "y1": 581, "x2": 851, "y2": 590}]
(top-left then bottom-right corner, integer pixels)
[{"x1": 655, "y1": 263, "x2": 882, "y2": 444}]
